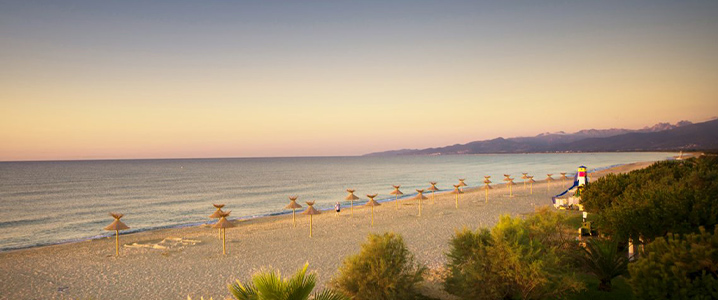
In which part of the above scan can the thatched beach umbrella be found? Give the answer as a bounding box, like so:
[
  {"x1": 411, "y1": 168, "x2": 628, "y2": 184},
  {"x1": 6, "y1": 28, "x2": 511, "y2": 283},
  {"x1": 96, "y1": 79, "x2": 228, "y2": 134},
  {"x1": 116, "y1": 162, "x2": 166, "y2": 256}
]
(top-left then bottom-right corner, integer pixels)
[
  {"x1": 546, "y1": 174, "x2": 554, "y2": 192},
  {"x1": 507, "y1": 178, "x2": 516, "y2": 197},
  {"x1": 414, "y1": 189, "x2": 428, "y2": 216},
  {"x1": 390, "y1": 185, "x2": 403, "y2": 210},
  {"x1": 427, "y1": 182, "x2": 439, "y2": 204},
  {"x1": 521, "y1": 173, "x2": 529, "y2": 189},
  {"x1": 285, "y1": 196, "x2": 302, "y2": 227},
  {"x1": 208, "y1": 204, "x2": 225, "y2": 239},
  {"x1": 451, "y1": 184, "x2": 463, "y2": 208},
  {"x1": 302, "y1": 201, "x2": 321, "y2": 237},
  {"x1": 211, "y1": 211, "x2": 235, "y2": 254},
  {"x1": 560, "y1": 172, "x2": 568, "y2": 182},
  {"x1": 345, "y1": 189, "x2": 359, "y2": 216},
  {"x1": 482, "y1": 178, "x2": 492, "y2": 203},
  {"x1": 527, "y1": 176, "x2": 535, "y2": 194},
  {"x1": 458, "y1": 179, "x2": 467, "y2": 192},
  {"x1": 365, "y1": 194, "x2": 381, "y2": 226},
  {"x1": 104, "y1": 213, "x2": 130, "y2": 256}
]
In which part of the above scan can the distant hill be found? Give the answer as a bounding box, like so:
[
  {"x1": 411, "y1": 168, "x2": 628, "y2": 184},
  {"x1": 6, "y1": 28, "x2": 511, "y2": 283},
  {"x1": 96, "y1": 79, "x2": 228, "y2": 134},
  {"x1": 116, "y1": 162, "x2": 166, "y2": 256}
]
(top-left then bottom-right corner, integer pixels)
[{"x1": 365, "y1": 119, "x2": 718, "y2": 156}]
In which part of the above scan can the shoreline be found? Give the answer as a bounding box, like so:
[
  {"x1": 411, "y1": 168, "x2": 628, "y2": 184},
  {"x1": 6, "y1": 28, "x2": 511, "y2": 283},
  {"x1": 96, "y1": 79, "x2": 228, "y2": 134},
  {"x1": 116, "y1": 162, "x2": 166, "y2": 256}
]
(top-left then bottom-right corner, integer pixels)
[
  {"x1": 0, "y1": 158, "x2": 662, "y2": 254},
  {"x1": 0, "y1": 159, "x2": 670, "y2": 299}
]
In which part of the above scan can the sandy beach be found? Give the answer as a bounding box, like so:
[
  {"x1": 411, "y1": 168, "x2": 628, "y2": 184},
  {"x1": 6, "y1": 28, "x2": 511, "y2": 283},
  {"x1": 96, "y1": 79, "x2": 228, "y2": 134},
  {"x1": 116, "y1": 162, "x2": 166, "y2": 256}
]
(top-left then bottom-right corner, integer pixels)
[{"x1": 0, "y1": 160, "x2": 660, "y2": 299}]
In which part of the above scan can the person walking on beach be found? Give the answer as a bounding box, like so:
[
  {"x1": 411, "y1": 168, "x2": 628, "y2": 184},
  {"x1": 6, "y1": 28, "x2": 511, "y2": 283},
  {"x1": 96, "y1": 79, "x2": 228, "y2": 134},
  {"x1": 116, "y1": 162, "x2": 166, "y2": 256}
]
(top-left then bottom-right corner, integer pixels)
[{"x1": 335, "y1": 202, "x2": 341, "y2": 216}]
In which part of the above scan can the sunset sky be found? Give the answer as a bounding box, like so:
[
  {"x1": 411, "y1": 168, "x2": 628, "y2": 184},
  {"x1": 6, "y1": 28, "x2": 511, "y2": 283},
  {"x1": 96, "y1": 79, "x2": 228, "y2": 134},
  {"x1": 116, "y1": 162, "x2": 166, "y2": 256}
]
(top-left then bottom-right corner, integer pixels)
[{"x1": 1, "y1": 1, "x2": 717, "y2": 161}]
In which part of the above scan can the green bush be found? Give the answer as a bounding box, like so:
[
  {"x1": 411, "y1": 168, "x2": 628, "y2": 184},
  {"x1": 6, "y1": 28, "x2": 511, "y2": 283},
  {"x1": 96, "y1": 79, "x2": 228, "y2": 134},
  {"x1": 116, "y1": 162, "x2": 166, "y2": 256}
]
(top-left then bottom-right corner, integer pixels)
[
  {"x1": 443, "y1": 207, "x2": 585, "y2": 300},
  {"x1": 629, "y1": 227, "x2": 718, "y2": 300},
  {"x1": 581, "y1": 156, "x2": 718, "y2": 244},
  {"x1": 331, "y1": 232, "x2": 426, "y2": 300}
]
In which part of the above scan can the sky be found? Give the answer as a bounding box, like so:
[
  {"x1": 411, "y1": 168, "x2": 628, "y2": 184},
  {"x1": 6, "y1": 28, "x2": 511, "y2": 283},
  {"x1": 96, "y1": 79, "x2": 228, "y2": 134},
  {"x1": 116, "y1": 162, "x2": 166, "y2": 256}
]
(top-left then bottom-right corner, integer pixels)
[{"x1": 1, "y1": 1, "x2": 717, "y2": 161}]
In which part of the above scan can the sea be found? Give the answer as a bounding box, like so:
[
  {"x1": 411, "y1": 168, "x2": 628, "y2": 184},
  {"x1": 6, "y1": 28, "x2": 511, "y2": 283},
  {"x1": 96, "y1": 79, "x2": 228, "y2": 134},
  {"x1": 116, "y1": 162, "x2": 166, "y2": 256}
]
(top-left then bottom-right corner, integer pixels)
[{"x1": 0, "y1": 152, "x2": 675, "y2": 252}]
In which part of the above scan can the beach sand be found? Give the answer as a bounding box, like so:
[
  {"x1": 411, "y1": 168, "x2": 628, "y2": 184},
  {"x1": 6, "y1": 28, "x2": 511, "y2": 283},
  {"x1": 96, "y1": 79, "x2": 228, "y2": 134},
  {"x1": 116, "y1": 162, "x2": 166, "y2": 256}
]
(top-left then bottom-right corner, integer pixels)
[{"x1": 0, "y1": 160, "x2": 658, "y2": 299}]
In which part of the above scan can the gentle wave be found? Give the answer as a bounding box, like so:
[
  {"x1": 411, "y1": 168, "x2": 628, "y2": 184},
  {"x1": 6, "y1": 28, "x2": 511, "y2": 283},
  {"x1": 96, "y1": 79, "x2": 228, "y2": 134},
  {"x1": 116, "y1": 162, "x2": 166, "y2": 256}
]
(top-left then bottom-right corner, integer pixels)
[{"x1": 0, "y1": 153, "x2": 674, "y2": 251}]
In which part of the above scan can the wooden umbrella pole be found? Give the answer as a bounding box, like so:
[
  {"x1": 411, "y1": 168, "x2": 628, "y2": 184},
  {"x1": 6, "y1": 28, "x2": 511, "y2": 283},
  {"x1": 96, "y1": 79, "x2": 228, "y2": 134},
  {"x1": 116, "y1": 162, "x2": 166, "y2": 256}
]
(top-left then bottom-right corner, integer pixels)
[
  {"x1": 218, "y1": 228, "x2": 221, "y2": 239},
  {"x1": 396, "y1": 195, "x2": 399, "y2": 209},
  {"x1": 485, "y1": 188, "x2": 489, "y2": 203},
  {"x1": 222, "y1": 228, "x2": 226, "y2": 255},
  {"x1": 530, "y1": 183, "x2": 533, "y2": 194},
  {"x1": 371, "y1": 207, "x2": 374, "y2": 226},
  {"x1": 455, "y1": 194, "x2": 458, "y2": 209},
  {"x1": 115, "y1": 230, "x2": 119, "y2": 256},
  {"x1": 309, "y1": 215, "x2": 313, "y2": 237},
  {"x1": 431, "y1": 191, "x2": 435, "y2": 204},
  {"x1": 419, "y1": 198, "x2": 422, "y2": 216},
  {"x1": 350, "y1": 200, "x2": 354, "y2": 216},
  {"x1": 293, "y1": 208, "x2": 296, "y2": 227},
  {"x1": 510, "y1": 184, "x2": 513, "y2": 197}
]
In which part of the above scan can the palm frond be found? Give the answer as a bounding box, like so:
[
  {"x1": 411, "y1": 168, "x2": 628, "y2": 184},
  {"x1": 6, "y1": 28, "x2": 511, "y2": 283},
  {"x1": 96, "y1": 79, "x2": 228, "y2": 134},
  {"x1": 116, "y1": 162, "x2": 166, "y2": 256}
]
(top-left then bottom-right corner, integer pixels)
[
  {"x1": 286, "y1": 263, "x2": 315, "y2": 300},
  {"x1": 253, "y1": 270, "x2": 286, "y2": 300},
  {"x1": 574, "y1": 238, "x2": 628, "y2": 291},
  {"x1": 228, "y1": 279, "x2": 259, "y2": 300},
  {"x1": 311, "y1": 289, "x2": 350, "y2": 300}
]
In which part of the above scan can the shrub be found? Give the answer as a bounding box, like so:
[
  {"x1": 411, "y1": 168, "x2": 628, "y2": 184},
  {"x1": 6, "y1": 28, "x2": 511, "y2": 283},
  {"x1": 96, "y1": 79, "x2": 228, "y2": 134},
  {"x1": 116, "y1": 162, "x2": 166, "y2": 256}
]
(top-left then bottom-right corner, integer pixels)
[
  {"x1": 629, "y1": 227, "x2": 718, "y2": 300},
  {"x1": 443, "y1": 228, "x2": 501, "y2": 299},
  {"x1": 581, "y1": 156, "x2": 718, "y2": 244},
  {"x1": 444, "y1": 207, "x2": 585, "y2": 300},
  {"x1": 573, "y1": 238, "x2": 628, "y2": 291},
  {"x1": 228, "y1": 263, "x2": 348, "y2": 300},
  {"x1": 331, "y1": 232, "x2": 426, "y2": 300}
]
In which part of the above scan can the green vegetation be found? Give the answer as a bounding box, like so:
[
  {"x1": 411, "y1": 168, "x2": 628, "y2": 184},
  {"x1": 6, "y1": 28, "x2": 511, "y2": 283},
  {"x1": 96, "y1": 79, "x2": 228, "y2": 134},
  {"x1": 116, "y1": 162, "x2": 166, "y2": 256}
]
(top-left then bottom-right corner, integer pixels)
[
  {"x1": 573, "y1": 238, "x2": 628, "y2": 291},
  {"x1": 629, "y1": 227, "x2": 718, "y2": 300},
  {"x1": 196, "y1": 156, "x2": 718, "y2": 299},
  {"x1": 331, "y1": 232, "x2": 426, "y2": 300},
  {"x1": 228, "y1": 263, "x2": 348, "y2": 300},
  {"x1": 565, "y1": 275, "x2": 634, "y2": 300},
  {"x1": 581, "y1": 156, "x2": 718, "y2": 244},
  {"x1": 443, "y1": 207, "x2": 585, "y2": 299}
]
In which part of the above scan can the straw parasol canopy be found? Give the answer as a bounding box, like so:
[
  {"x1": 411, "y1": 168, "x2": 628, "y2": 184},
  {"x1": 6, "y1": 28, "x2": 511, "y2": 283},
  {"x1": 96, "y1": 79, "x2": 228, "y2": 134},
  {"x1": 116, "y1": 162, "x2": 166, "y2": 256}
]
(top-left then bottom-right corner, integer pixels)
[
  {"x1": 345, "y1": 189, "x2": 360, "y2": 216},
  {"x1": 413, "y1": 189, "x2": 428, "y2": 216},
  {"x1": 527, "y1": 176, "x2": 536, "y2": 194},
  {"x1": 104, "y1": 213, "x2": 130, "y2": 256},
  {"x1": 302, "y1": 201, "x2": 321, "y2": 237},
  {"x1": 427, "y1": 182, "x2": 439, "y2": 204},
  {"x1": 390, "y1": 185, "x2": 403, "y2": 210},
  {"x1": 521, "y1": 173, "x2": 529, "y2": 189},
  {"x1": 211, "y1": 211, "x2": 235, "y2": 229},
  {"x1": 285, "y1": 196, "x2": 302, "y2": 227},
  {"x1": 211, "y1": 211, "x2": 235, "y2": 255},
  {"x1": 365, "y1": 194, "x2": 381, "y2": 226},
  {"x1": 560, "y1": 172, "x2": 568, "y2": 182},
  {"x1": 458, "y1": 179, "x2": 467, "y2": 192},
  {"x1": 482, "y1": 178, "x2": 492, "y2": 203},
  {"x1": 451, "y1": 184, "x2": 463, "y2": 208},
  {"x1": 209, "y1": 204, "x2": 226, "y2": 238},
  {"x1": 546, "y1": 174, "x2": 555, "y2": 192},
  {"x1": 506, "y1": 177, "x2": 516, "y2": 197}
]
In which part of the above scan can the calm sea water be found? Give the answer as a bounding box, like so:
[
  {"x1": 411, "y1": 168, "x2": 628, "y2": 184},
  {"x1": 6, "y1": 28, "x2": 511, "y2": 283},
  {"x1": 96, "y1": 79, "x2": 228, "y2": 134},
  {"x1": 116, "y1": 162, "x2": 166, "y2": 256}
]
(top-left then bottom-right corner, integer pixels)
[{"x1": 0, "y1": 153, "x2": 674, "y2": 251}]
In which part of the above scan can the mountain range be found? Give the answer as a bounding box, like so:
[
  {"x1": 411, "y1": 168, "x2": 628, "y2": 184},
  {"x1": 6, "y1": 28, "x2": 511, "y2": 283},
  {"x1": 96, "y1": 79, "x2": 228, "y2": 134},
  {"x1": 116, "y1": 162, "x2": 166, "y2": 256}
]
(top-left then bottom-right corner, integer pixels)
[{"x1": 365, "y1": 119, "x2": 718, "y2": 156}]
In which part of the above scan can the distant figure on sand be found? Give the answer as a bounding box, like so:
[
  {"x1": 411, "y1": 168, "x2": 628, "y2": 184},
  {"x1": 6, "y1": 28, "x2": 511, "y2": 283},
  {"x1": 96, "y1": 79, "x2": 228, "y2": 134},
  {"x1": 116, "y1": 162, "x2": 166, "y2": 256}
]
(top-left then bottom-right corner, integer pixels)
[{"x1": 335, "y1": 202, "x2": 341, "y2": 216}]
